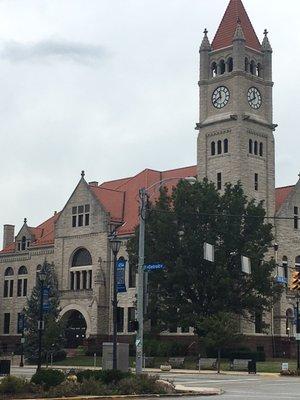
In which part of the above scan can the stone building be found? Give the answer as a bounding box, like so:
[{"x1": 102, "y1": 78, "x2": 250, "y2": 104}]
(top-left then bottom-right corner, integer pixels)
[{"x1": 1, "y1": 0, "x2": 300, "y2": 357}]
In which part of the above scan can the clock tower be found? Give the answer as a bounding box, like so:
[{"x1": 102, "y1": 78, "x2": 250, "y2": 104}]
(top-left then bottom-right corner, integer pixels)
[{"x1": 197, "y1": 0, "x2": 275, "y2": 216}]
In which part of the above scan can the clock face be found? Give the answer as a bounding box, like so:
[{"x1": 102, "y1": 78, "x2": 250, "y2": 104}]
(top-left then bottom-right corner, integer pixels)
[
  {"x1": 212, "y1": 86, "x2": 230, "y2": 109},
  {"x1": 247, "y1": 87, "x2": 262, "y2": 109}
]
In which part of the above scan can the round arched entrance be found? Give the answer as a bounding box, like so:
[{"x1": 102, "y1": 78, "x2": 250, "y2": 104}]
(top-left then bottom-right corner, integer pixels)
[{"x1": 62, "y1": 310, "x2": 87, "y2": 348}]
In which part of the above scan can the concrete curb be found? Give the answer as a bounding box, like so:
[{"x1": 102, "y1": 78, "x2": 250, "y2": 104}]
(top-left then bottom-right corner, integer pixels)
[{"x1": 19, "y1": 391, "x2": 223, "y2": 400}]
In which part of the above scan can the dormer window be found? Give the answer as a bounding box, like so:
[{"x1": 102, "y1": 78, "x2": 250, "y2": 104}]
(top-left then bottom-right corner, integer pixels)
[
  {"x1": 21, "y1": 236, "x2": 26, "y2": 251},
  {"x1": 72, "y1": 204, "x2": 90, "y2": 228}
]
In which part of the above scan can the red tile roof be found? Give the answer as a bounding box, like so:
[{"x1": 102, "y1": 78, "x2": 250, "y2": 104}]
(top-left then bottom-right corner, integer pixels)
[
  {"x1": 275, "y1": 185, "x2": 294, "y2": 212},
  {"x1": 212, "y1": 0, "x2": 261, "y2": 51},
  {"x1": 0, "y1": 166, "x2": 295, "y2": 254}
]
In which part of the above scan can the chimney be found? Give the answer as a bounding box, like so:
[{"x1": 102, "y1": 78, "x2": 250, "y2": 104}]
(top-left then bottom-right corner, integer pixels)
[
  {"x1": 3, "y1": 224, "x2": 15, "y2": 249},
  {"x1": 89, "y1": 181, "x2": 99, "y2": 187}
]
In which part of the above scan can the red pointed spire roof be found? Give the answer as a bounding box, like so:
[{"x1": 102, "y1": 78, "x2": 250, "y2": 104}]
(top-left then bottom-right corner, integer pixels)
[{"x1": 212, "y1": 0, "x2": 261, "y2": 51}]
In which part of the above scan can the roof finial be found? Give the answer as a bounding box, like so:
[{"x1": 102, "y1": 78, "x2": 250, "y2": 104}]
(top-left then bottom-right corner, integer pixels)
[
  {"x1": 200, "y1": 28, "x2": 211, "y2": 51},
  {"x1": 262, "y1": 28, "x2": 272, "y2": 52},
  {"x1": 24, "y1": 218, "x2": 27, "y2": 224},
  {"x1": 81, "y1": 170, "x2": 85, "y2": 178}
]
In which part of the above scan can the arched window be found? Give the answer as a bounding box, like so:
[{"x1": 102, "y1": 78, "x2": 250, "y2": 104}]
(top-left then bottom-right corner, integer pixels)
[
  {"x1": 70, "y1": 248, "x2": 93, "y2": 291},
  {"x1": 5, "y1": 267, "x2": 14, "y2": 276},
  {"x1": 249, "y1": 139, "x2": 253, "y2": 154},
  {"x1": 295, "y1": 256, "x2": 300, "y2": 271},
  {"x1": 250, "y1": 60, "x2": 256, "y2": 75},
  {"x1": 21, "y1": 236, "x2": 26, "y2": 251},
  {"x1": 217, "y1": 140, "x2": 222, "y2": 154},
  {"x1": 227, "y1": 57, "x2": 233, "y2": 73},
  {"x1": 257, "y1": 63, "x2": 262, "y2": 77},
  {"x1": 72, "y1": 248, "x2": 92, "y2": 267},
  {"x1": 224, "y1": 139, "x2": 229, "y2": 153},
  {"x1": 18, "y1": 266, "x2": 28, "y2": 275},
  {"x1": 259, "y1": 142, "x2": 263, "y2": 157},
  {"x1": 211, "y1": 141, "x2": 216, "y2": 156},
  {"x1": 254, "y1": 141, "x2": 258, "y2": 155},
  {"x1": 219, "y1": 60, "x2": 226, "y2": 75},
  {"x1": 4, "y1": 267, "x2": 14, "y2": 298},
  {"x1": 245, "y1": 57, "x2": 249, "y2": 72},
  {"x1": 211, "y1": 62, "x2": 217, "y2": 77},
  {"x1": 17, "y1": 266, "x2": 28, "y2": 297}
]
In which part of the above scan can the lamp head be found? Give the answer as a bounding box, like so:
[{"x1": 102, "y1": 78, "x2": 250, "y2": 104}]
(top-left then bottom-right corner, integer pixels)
[
  {"x1": 110, "y1": 239, "x2": 121, "y2": 255},
  {"x1": 39, "y1": 270, "x2": 46, "y2": 282}
]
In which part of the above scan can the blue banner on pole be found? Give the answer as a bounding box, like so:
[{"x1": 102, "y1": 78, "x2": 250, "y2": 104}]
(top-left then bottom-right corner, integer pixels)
[
  {"x1": 144, "y1": 263, "x2": 166, "y2": 271},
  {"x1": 276, "y1": 276, "x2": 287, "y2": 284},
  {"x1": 117, "y1": 258, "x2": 127, "y2": 293},
  {"x1": 42, "y1": 287, "x2": 50, "y2": 312}
]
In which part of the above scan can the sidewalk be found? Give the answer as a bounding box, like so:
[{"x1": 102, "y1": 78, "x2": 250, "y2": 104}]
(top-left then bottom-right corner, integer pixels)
[{"x1": 10, "y1": 364, "x2": 281, "y2": 379}]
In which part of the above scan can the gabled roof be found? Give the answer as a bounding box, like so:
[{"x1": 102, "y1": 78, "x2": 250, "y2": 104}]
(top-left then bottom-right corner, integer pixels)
[
  {"x1": 212, "y1": 0, "x2": 261, "y2": 51},
  {"x1": 275, "y1": 185, "x2": 294, "y2": 213},
  {"x1": 0, "y1": 166, "x2": 197, "y2": 254}
]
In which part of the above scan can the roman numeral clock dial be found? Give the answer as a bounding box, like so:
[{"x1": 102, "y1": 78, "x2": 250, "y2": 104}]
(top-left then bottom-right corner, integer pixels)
[
  {"x1": 212, "y1": 86, "x2": 230, "y2": 109},
  {"x1": 248, "y1": 87, "x2": 262, "y2": 109}
]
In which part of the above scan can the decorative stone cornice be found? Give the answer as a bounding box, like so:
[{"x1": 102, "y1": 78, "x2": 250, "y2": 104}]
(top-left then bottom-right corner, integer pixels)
[{"x1": 206, "y1": 128, "x2": 231, "y2": 138}]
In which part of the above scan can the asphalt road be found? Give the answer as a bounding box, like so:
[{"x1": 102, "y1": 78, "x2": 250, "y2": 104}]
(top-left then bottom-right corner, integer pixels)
[{"x1": 159, "y1": 372, "x2": 300, "y2": 399}]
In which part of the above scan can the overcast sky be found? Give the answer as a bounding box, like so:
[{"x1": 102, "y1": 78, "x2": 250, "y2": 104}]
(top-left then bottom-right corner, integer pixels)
[{"x1": 0, "y1": 0, "x2": 298, "y2": 239}]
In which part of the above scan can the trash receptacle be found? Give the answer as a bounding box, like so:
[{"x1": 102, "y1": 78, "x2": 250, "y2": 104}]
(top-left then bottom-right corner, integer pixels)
[
  {"x1": 0, "y1": 359, "x2": 11, "y2": 375},
  {"x1": 248, "y1": 360, "x2": 256, "y2": 374}
]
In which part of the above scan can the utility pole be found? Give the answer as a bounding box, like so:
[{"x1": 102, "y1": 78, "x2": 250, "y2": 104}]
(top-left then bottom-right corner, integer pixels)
[
  {"x1": 37, "y1": 273, "x2": 45, "y2": 371},
  {"x1": 136, "y1": 188, "x2": 146, "y2": 375}
]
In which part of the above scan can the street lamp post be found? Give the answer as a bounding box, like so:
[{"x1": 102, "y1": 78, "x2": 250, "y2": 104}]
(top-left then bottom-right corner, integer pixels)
[
  {"x1": 135, "y1": 176, "x2": 197, "y2": 375},
  {"x1": 37, "y1": 270, "x2": 46, "y2": 371},
  {"x1": 19, "y1": 309, "x2": 25, "y2": 367},
  {"x1": 109, "y1": 239, "x2": 121, "y2": 371}
]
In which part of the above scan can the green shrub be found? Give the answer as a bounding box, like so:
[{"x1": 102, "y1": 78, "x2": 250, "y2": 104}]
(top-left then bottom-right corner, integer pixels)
[
  {"x1": 76, "y1": 369, "x2": 131, "y2": 384},
  {"x1": 117, "y1": 374, "x2": 165, "y2": 395},
  {"x1": 144, "y1": 338, "x2": 187, "y2": 357},
  {"x1": 0, "y1": 376, "x2": 31, "y2": 395},
  {"x1": 31, "y1": 368, "x2": 65, "y2": 389},
  {"x1": 53, "y1": 349, "x2": 67, "y2": 361},
  {"x1": 80, "y1": 379, "x2": 111, "y2": 395},
  {"x1": 100, "y1": 369, "x2": 131, "y2": 384},
  {"x1": 76, "y1": 369, "x2": 103, "y2": 383},
  {"x1": 46, "y1": 381, "x2": 81, "y2": 398}
]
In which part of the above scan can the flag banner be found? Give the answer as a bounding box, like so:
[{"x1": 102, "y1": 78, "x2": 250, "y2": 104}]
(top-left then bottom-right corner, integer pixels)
[{"x1": 117, "y1": 258, "x2": 127, "y2": 293}]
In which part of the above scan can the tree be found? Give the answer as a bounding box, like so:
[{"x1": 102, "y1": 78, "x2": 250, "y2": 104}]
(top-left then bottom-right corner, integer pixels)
[
  {"x1": 198, "y1": 312, "x2": 242, "y2": 373},
  {"x1": 24, "y1": 260, "x2": 65, "y2": 363},
  {"x1": 127, "y1": 179, "x2": 282, "y2": 342}
]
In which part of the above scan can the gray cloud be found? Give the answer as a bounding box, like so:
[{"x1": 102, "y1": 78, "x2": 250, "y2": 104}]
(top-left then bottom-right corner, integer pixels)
[{"x1": 0, "y1": 40, "x2": 106, "y2": 63}]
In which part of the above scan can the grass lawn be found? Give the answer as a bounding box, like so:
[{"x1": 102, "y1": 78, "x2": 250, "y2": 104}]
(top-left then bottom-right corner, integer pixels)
[{"x1": 52, "y1": 355, "x2": 296, "y2": 373}]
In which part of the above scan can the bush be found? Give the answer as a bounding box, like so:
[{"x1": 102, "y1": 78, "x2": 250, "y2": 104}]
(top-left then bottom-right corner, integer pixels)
[
  {"x1": 0, "y1": 376, "x2": 31, "y2": 395},
  {"x1": 31, "y1": 368, "x2": 65, "y2": 389},
  {"x1": 144, "y1": 338, "x2": 188, "y2": 357},
  {"x1": 117, "y1": 374, "x2": 166, "y2": 395},
  {"x1": 76, "y1": 369, "x2": 103, "y2": 383},
  {"x1": 46, "y1": 381, "x2": 81, "y2": 398},
  {"x1": 53, "y1": 349, "x2": 67, "y2": 361},
  {"x1": 76, "y1": 369, "x2": 131, "y2": 384},
  {"x1": 206, "y1": 347, "x2": 266, "y2": 362},
  {"x1": 80, "y1": 379, "x2": 111, "y2": 395}
]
